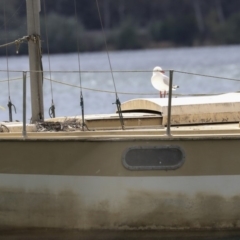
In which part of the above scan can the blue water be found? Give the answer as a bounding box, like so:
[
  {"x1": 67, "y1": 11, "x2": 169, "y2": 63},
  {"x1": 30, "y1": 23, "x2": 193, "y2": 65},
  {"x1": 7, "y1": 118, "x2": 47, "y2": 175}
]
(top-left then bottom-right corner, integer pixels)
[{"x1": 0, "y1": 45, "x2": 240, "y2": 121}]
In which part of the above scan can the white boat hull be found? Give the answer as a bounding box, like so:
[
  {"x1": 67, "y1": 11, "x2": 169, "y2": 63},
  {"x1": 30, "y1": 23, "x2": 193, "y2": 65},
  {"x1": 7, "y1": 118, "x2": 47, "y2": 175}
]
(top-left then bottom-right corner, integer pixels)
[{"x1": 1, "y1": 135, "x2": 240, "y2": 235}]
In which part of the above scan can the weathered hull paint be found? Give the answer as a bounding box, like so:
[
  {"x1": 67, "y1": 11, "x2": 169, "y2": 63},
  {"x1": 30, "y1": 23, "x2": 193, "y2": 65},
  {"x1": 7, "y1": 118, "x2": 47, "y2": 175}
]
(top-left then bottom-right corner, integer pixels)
[
  {"x1": 1, "y1": 137, "x2": 240, "y2": 233},
  {"x1": 1, "y1": 174, "x2": 240, "y2": 230}
]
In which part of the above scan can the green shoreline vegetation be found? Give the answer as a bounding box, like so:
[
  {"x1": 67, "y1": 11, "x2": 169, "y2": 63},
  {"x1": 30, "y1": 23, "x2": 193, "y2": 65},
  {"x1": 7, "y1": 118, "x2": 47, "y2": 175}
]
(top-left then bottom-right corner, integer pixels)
[{"x1": 0, "y1": 0, "x2": 240, "y2": 55}]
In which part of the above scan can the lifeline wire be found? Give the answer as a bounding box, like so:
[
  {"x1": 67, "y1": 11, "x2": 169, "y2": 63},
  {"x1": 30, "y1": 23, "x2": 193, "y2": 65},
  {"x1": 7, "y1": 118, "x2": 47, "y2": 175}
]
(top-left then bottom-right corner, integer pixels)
[
  {"x1": 1, "y1": 73, "x2": 239, "y2": 97},
  {"x1": 0, "y1": 68, "x2": 240, "y2": 84},
  {"x1": 174, "y1": 70, "x2": 240, "y2": 82},
  {"x1": 0, "y1": 73, "x2": 240, "y2": 86},
  {"x1": 43, "y1": 77, "x2": 240, "y2": 97},
  {"x1": 43, "y1": 0, "x2": 55, "y2": 118},
  {"x1": 0, "y1": 76, "x2": 26, "y2": 83}
]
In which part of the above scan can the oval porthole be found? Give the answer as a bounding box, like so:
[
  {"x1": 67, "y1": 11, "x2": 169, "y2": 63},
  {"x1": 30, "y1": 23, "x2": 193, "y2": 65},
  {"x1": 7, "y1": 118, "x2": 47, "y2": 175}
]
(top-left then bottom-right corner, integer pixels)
[{"x1": 122, "y1": 146, "x2": 185, "y2": 170}]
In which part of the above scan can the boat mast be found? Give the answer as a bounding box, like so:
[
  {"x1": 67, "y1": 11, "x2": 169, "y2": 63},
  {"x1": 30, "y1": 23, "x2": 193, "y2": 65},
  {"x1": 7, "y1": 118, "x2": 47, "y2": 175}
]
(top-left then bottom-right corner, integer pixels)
[{"x1": 26, "y1": 0, "x2": 44, "y2": 122}]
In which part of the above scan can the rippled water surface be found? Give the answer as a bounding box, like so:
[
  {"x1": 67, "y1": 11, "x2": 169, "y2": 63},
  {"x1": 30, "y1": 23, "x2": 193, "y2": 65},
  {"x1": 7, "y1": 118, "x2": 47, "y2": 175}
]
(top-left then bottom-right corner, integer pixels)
[{"x1": 0, "y1": 45, "x2": 240, "y2": 121}]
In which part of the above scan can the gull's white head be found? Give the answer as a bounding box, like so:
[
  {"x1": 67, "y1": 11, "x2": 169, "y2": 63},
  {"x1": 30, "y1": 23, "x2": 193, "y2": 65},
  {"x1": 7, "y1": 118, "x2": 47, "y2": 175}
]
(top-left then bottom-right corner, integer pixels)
[{"x1": 153, "y1": 66, "x2": 164, "y2": 75}]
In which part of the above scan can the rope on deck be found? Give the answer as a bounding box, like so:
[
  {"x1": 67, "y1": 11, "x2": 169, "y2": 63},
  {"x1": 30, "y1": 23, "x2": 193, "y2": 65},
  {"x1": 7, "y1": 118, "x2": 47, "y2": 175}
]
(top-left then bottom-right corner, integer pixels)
[{"x1": 36, "y1": 118, "x2": 82, "y2": 132}]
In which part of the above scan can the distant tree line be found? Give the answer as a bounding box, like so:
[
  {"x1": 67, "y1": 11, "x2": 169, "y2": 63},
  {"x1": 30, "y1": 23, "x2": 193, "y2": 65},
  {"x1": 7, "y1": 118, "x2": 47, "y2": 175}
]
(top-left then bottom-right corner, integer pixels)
[{"x1": 0, "y1": 0, "x2": 240, "y2": 55}]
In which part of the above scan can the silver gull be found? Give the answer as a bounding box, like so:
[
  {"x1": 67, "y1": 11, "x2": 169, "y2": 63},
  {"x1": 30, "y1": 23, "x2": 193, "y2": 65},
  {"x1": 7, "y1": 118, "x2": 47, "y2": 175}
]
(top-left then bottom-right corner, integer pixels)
[{"x1": 151, "y1": 66, "x2": 179, "y2": 98}]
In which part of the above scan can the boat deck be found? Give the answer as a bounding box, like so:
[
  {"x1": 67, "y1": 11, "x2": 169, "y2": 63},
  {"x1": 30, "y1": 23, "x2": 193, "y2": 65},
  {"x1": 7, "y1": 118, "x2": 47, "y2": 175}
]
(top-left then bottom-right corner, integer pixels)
[
  {"x1": 1, "y1": 94, "x2": 240, "y2": 139},
  {"x1": 1, "y1": 120, "x2": 240, "y2": 140}
]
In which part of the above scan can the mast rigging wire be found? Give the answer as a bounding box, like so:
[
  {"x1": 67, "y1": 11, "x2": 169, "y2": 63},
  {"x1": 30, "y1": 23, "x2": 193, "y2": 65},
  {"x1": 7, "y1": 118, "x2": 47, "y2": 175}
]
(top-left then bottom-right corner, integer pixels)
[
  {"x1": 3, "y1": 2, "x2": 10, "y2": 99},
  {"x1": 43, "y1": 0, "x2": 55, "y2": 118},
  {"x1": 3, "y1": 0, "x2": 16, "y2": 122},
  {"x1": 0, "y1": 1, "x2": 24, "y2": 30},
  {"x1": 95, "y1": 0, "x2": 124, "y2": 129},
  {"x1": 73, "y1": 0, "x2": 86, "y2": 131}
]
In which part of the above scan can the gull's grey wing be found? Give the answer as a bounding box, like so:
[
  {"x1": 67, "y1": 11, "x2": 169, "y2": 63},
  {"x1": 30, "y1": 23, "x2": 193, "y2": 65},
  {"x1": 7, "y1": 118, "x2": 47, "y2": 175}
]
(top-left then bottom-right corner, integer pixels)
[{"x1": 162, "y1": 74, "x2": 169, "y2": 86}]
